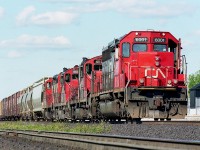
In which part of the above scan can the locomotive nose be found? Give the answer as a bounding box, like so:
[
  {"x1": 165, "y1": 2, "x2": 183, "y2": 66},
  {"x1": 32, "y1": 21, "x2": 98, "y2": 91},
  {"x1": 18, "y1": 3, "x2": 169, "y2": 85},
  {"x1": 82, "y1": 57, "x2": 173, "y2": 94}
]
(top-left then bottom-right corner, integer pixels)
[{"x1": 131, "y1": 52, "x2": 174, "y2": 87}]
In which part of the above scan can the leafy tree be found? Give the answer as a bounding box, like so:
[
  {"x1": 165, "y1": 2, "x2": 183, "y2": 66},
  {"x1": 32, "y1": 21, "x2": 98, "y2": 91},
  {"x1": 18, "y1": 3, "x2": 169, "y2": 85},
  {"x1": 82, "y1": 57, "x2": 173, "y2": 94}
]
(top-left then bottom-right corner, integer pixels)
[{"x1": 188, "y1": 70, "x2": 200, "y2": 90}]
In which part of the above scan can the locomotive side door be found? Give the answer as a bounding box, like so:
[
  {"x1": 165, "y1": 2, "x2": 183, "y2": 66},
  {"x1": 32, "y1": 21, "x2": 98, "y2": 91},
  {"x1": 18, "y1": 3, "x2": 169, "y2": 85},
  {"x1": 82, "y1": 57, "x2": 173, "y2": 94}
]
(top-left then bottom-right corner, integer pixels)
[
  {"x1": 130, "y1": 43, "x2": 138, "y2": 81},
  {"x1": 121, "y1": 42, "x2": 132, "y2": 83}
]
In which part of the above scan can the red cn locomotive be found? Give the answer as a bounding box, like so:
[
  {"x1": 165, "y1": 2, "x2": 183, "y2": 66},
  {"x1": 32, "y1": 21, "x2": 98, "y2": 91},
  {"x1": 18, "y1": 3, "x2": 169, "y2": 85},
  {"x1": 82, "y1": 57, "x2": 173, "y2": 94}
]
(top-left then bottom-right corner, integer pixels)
[
  {"x1": 91, "y1": 31, "x2": 187, "y2": 121},
  {"x1": 0, "y1": 30, "x2": 188, "y2": 122}
]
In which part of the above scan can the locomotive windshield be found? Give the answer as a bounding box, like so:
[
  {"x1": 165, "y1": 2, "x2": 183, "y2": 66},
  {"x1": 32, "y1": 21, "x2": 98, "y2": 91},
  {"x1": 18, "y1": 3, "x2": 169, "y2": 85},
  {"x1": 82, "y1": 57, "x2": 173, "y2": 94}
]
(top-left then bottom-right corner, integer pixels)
[
  {"x1": 133, "y1": 44, "x2": 147, "y2": 52},
  {"x1": 154, "y1": 44, "x2": 167, "y2": 52},
  {"x1": 94, "y1": 65, "x2": 102, "y2": 71},
  {"x1": 72, "y1": 74, "x2": 78, "y2": 79}
]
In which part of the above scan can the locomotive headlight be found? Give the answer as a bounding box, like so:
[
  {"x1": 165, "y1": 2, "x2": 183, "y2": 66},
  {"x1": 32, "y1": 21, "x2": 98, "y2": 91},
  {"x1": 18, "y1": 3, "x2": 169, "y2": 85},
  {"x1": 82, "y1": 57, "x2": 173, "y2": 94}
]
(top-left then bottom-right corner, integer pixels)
[
  {"x1": 173, "y1": 79, "x2": 178, "y2": 84},
  {"x1": 155, "y1": 56, "x2": 160, "y2": 61},
  {"x1": 167, "y1": 80, "x2": 172, "y2": 85},
  {"x1": 139, "y1": 78, "x2": 144, "y2": 84},
  {"x1": 162, "y1": 33, "x2": 165, "y2": 36},
  {"x1": 135, "y1": 32, "x2": 139, "y2": 35},
  {"x1": 155, "y1": 61, "x2": 160, "y2": 66}
]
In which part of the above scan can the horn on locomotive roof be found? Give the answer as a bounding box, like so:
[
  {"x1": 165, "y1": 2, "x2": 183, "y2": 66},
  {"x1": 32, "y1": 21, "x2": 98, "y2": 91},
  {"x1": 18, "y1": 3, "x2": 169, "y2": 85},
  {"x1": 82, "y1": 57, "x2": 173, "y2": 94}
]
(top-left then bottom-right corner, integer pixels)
[
  {"x1": 82, "y1": 57, "x2": 88, "y2": 64},
  {"x1": 63, "y1": 67, "x2": 68, "y2": 72},
  {"x1": 147, "y1": 29, "x2": 155, "y2": 31}
]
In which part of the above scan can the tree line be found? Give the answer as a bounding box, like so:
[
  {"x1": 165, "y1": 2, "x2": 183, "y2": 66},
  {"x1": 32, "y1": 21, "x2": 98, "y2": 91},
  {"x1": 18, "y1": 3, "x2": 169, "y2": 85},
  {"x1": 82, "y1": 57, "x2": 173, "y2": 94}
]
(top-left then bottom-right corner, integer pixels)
[{"x1": 188, "y1": 70, "x2": 200, "y2": 90}]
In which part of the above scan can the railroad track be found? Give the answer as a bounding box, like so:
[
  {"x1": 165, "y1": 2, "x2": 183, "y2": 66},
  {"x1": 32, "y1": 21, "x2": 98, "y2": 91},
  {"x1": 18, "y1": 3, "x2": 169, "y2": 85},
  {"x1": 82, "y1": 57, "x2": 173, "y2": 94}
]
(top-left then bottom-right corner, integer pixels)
[
  {"x1": 141, "y1": 120, "x2": 200, "y2": 126},
  {"x1": 0, "y1": 129, "x2": 199, "y2": 150}
]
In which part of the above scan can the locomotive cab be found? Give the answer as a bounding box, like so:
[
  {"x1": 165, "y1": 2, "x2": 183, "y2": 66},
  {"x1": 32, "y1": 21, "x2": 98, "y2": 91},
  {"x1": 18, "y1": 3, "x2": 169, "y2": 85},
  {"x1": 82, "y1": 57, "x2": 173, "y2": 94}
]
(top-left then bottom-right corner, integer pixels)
[
  {"x1": 77, "y1": 55, "x2": 102, "y2": 119},
  {"x1": 43, "y1": 78, "x2": 53, "y2": 108},
  {"x1": 79, "y1": 56, "x2": 102, "y2": 101},
  {"x1": 120, "y1": 31, "x2": 185, "y2": 88},
  {"x1": 64, "y1": 65, "x2": 79, "y2": 103},
  {"x1": 43, "y1": 78, "x2": 53, "y2": 120}
]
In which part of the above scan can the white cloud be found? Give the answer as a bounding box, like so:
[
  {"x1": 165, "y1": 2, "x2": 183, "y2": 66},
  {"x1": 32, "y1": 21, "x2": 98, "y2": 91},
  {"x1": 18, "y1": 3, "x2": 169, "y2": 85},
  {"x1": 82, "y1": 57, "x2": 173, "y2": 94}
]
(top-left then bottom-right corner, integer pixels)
[
  {"x1": 64, "y1": 0, "x2": 194, "y2": 18},
  {"x1": 16, "y1": 6, "x2": 77, "y2": 26},
  {"x1": 0, "y1": 34, "x2": 71, "y2": 49},
  {"x1": 39, "y1": 0, "x2": 99, "y2": 2},
  {"x1": 31, "y1": 11, "x2": 77, "y2": 25},
  {"x1": 16, "y1": 6, "x2": 35, "y2": 25},
  {"x1": 7, "y1": 50, "x2": 23, "y2": 58},
  {"x1": 17, "y1": 1, "x2": 194, "y2": 26},
  {"x1": 0, "y1": 7, "x2": 4, "y2": 18}
]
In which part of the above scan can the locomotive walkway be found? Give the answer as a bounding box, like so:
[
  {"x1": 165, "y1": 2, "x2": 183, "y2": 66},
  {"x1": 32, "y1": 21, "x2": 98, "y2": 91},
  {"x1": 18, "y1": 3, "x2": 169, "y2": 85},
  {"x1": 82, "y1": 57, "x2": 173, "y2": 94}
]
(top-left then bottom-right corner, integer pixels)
[{"x1": 0, "y1": 129, "x2": 199, "y2": 150}]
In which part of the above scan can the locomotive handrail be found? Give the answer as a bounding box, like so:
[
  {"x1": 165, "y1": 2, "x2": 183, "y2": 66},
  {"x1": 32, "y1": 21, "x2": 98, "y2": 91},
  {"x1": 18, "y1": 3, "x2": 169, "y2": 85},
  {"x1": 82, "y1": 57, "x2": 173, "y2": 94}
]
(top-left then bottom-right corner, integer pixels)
[{"x1": 181, "y1": 55, "x2": 187, "y2": 84}]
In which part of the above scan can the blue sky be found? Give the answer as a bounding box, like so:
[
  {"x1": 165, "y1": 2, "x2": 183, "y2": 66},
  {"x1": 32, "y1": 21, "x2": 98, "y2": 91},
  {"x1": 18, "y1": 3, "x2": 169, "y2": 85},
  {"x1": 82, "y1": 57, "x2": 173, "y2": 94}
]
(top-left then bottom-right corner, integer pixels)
[{"x1": 0, "y1": 0, "x2": 200, "y2": 99}]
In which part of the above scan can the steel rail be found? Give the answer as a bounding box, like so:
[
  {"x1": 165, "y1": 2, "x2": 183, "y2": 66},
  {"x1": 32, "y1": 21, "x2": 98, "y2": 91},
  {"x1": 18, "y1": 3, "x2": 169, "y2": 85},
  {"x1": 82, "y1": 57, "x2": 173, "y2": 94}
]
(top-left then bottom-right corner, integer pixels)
[
  {"x1": 141, "y1": 120, "x2": 200, "y2": 126},
  {"x1": 0, "y1": 129, "x2": 199, "y2": 150}
]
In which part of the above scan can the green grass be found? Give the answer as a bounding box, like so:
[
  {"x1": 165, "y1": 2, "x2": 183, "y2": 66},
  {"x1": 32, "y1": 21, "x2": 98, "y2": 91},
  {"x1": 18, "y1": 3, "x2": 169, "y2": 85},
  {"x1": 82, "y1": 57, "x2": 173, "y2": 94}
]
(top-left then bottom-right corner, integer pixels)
[{"x1": 0, "y1": 121, "x2": 111, "y2": 134}]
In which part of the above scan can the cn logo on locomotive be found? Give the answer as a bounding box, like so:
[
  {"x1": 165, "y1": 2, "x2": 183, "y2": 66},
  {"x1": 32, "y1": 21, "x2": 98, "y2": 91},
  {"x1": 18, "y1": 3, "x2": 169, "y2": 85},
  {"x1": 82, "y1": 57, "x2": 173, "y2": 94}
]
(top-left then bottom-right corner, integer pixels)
[{"x1": 144, "y1": 68, "x2": 166, "y2": 78}]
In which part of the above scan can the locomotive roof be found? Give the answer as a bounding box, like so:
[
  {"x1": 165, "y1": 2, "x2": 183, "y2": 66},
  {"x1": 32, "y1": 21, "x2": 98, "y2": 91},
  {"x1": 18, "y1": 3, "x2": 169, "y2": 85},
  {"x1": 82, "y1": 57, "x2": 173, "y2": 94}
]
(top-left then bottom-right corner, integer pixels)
[
  {"x1": 123, "y1": 30, "x2": 178, "y2": 42},
  {"x1": 102, "y1": 30, "x2": 178, "y2": 52},
  {"x1": 102, "y1": 35, "x2": 125, "y2": 52},
  {"x1": 81, "y1": 55, "x2": 102, "y2": 65}
]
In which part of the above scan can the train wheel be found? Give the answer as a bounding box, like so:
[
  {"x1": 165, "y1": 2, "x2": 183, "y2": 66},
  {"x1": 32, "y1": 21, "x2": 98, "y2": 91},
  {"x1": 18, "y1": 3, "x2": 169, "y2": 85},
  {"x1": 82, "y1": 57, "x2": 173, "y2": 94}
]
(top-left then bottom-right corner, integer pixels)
[
  {"x1": 135, "y1": 118, "x2": 142, "y2": 124},
  {"x1": 166, "y1": 118, "x2": 171, "y2": 121},
  {"x1": 154, "y1": 118, "x2": 158, "y2": 121}
]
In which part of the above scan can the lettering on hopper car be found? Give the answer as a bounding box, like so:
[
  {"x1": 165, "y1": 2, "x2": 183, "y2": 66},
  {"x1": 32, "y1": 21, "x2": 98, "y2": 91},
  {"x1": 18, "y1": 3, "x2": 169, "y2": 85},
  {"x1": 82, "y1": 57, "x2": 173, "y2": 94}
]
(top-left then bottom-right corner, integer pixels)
[
  {"x1": 144, "y1": 68, "x2": 166, "y2": 78},
  {"x1": 153, "y1": 38, "x2": 166, "y2": 43},
  {"x1": 134, "y1": 37, "x2": 148, "y2": 43}
]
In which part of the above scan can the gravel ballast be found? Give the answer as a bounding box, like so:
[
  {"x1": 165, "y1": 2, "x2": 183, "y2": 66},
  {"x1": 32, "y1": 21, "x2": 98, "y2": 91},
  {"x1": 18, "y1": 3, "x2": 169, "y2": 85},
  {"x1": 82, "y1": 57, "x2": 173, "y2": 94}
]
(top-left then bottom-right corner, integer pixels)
[
  {"x1": 0, "y1": 135, "x2": 83, "y2": 150},
  {"x1": 106, "y1": 123, "x2": 200, "y2": 141},
  {"x1": 0, "y1": 122, "x2": 200, "y2": 150}
]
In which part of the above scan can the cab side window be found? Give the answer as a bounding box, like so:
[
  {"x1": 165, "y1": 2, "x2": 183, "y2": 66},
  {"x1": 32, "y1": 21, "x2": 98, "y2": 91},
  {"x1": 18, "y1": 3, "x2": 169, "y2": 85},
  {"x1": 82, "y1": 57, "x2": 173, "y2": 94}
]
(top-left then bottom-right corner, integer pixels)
[
  {"x1": 65, "y1": 74, "x2": 71, "y2": 82},
  {"x1": 122, "y1": 43, "x2": 130, "y2": 57},
  {"x1": 86, "y1": 63, "x2": 92, "y2": 74},
  {"x1": 47, "y1": 82, "x2": 51, "y2": 89},
  {"x1": 94, "y1": 65, "x2": 102, "y2": 71}
]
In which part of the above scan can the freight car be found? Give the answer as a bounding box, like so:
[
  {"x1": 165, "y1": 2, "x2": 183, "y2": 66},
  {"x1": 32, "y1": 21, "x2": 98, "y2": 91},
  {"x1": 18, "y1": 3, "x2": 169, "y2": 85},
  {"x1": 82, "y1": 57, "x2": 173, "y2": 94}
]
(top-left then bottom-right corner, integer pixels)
[{"x1": 0, "y1": 30, "x2": 188, "y2": 122}]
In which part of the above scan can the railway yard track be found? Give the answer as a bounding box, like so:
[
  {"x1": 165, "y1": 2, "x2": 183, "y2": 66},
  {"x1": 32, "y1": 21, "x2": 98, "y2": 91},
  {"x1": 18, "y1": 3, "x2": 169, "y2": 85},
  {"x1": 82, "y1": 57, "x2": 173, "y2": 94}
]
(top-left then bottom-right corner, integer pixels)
[
  {"x1": 0, "y1": 129, "x2": 200, "y2": 150},
  {"x1": 1, "y1": 120, "x2": 200, "y2": 149}
]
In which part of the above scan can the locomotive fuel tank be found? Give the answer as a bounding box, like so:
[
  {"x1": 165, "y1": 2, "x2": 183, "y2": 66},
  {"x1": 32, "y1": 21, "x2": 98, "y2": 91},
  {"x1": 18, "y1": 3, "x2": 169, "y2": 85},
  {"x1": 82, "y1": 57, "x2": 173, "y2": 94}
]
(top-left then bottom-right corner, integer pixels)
[{"x1": 99, "y1": 100, "x2": 123, "y2": 117}]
